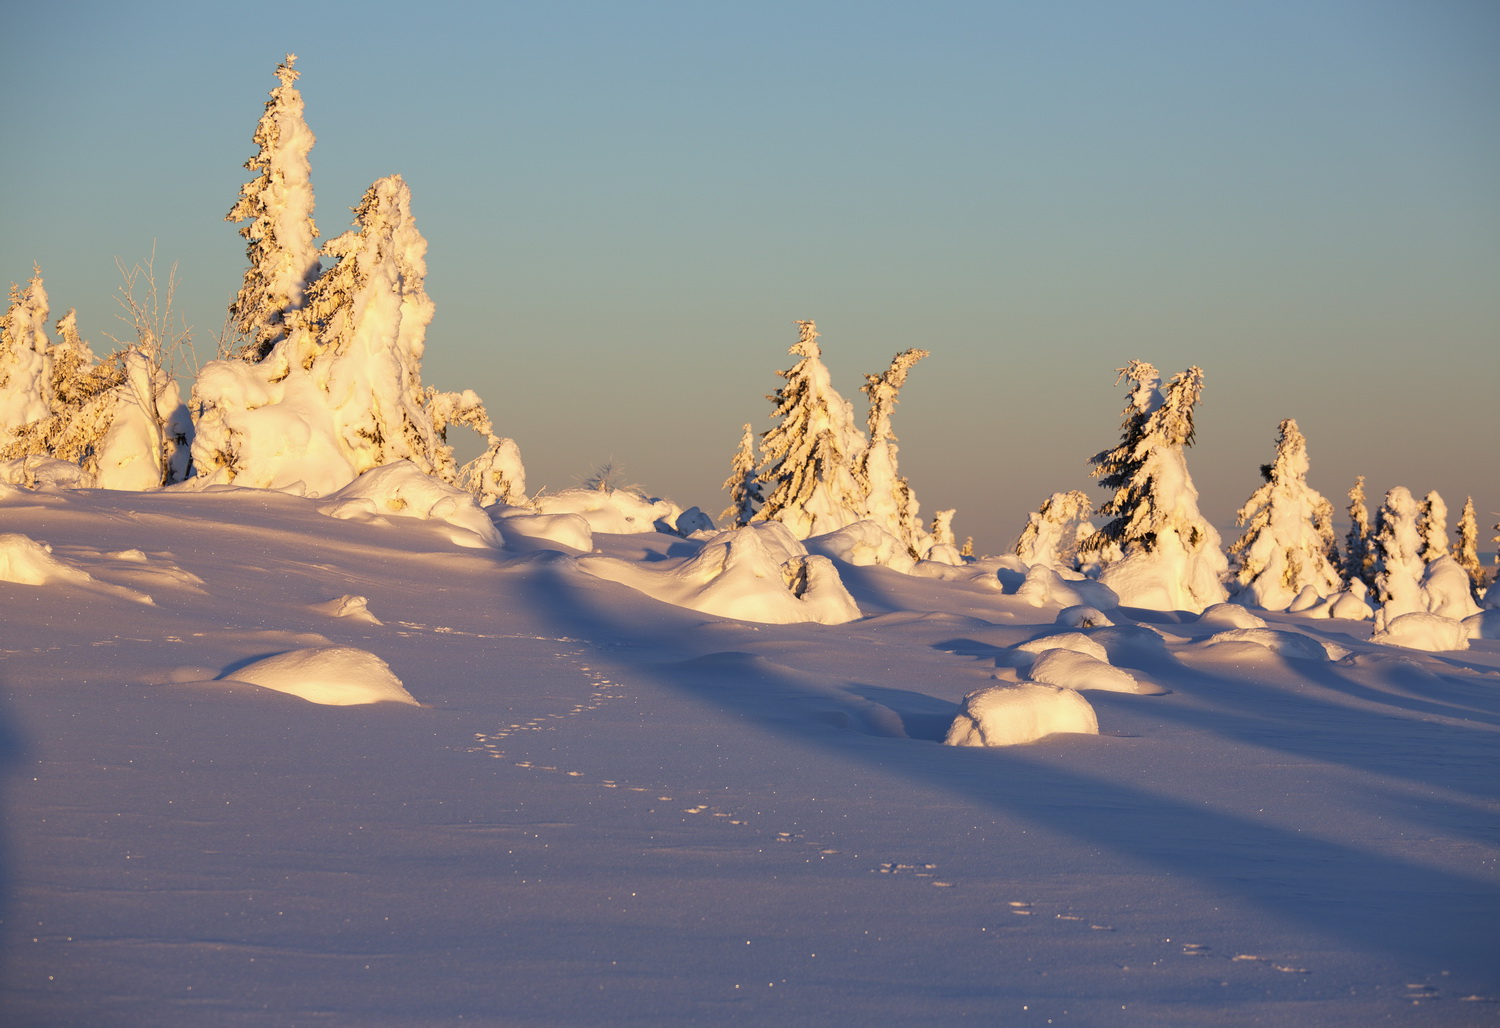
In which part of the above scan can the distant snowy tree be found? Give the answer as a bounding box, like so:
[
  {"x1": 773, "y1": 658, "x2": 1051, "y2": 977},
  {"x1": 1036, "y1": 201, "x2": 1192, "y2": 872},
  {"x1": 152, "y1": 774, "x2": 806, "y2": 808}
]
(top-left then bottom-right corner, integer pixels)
[
  {"x1": 1079, "y1": 361, "x2": 1227, "y2": 612},
  {"x1": 1228, "y1": 419, "x2": 1341, "y2": 610},
  {"x1": 1371, "y1": 486, "x2": 1426, "y2": 623},
  {"x1": 753, "y1": 321, "x2": 868, "y2": 539},
  {"x1": 720, "y1": 423, "x2": 763, "y2": 528},
  {"x1": 857, "y1": 348, "x2": 930, "y2": 556},
  {"x1": 226, "y1": 54, "x2": 321, "y2": 361},
  {"x1": 1342, "y1": 476, "x2": 1374, "y2": 591},
  {"x1": 194, "y1": 175, "x2": 525, "y2": 500},
  {"x1": 1014, "y1": 490, "x2": 1093, "y2": 568},
  {"x1": 1417, "y1": 491, "x2": 1450, "y2": 563},
  {"x1": 0, "y1": 268, "x2": 55, "y2": 450},
  {"x1": 1454, "y1": 497, "x2": 1484, "y2": 593}
]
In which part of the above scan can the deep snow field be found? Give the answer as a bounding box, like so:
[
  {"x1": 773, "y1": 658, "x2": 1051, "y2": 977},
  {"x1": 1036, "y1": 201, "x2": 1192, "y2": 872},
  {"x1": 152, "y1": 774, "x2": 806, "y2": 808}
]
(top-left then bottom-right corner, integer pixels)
[{"x1": 1, "y1": 483, "x2": 1496, "y2": 1027}]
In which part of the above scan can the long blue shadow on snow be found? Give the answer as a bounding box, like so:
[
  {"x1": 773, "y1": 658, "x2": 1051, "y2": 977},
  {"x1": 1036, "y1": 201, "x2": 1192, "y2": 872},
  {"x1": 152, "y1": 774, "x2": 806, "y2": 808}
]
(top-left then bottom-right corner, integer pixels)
[{"x1": 512, "y1": 552, "x2": 1500, "y2": 984}]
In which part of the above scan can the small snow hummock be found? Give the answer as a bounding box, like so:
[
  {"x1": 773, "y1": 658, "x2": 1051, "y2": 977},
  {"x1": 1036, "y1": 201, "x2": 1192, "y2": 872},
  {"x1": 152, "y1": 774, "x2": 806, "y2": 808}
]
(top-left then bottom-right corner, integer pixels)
[
  {"x1": 0, "y1": 532, "x2": 153, "y2": 604},
  {"x1": 530, "y1": 488, "x2": 684, "y2": 536},
  {"x1": 1026, "y1": 648, "x2": 1154, "y2": 694},
  {"x1": 214, "y1": 646, "x2": 420, "y2": 705},
  {"x1": 1196, "y1": 603, "x2": 1268, "y2": 630},
  {"x1": 1371, "y1": 612, "x2": 1471, "y2": 652},
  {"x1": 1199, "y1": 628, "x2": 1342, "y2": 662},
  {"x1": 308, "y1": 594, "x2": 383, "y2": 625},
  {"x1": 944, "y1": 683, "x2": 1099, "y2": 747},
  {"x1": 489, "y1": 505, "x2": 594, "y2": 553},
  {"x1": 1014, "y1": 564, "x2": 1119, "y2": 610},
  {"x1": 577, "y1": 522, "x2": 861, "y2": 625},
  {"x1": 316, "y1": 462, "x2": 501, "y2": 549},
  {"x1": 805, "y1": 519, "x2": 916, "y2": 574}
]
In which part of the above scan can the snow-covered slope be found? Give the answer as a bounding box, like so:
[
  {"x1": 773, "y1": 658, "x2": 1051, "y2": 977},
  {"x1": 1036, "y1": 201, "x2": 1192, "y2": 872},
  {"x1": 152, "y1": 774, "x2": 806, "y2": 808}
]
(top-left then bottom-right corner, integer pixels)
[{"x1": 1, "y1": 486, "x2": 1496, "y2": 1026}]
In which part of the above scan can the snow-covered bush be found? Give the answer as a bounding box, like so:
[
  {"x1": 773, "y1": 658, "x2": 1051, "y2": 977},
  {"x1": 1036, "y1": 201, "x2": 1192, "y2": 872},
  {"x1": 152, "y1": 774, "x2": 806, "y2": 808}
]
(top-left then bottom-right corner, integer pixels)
[
  {"x1": 1079, "y1": 361, "x2": 1227, "y2": 613},
  {"x1": 1228, "y1": 419, "x2": 1341, "y2": 610},
  {"x1": 1371, "y1": 612, "x2": 1471, "y2": 652},
  {"x1": 316, "y1": 461, "x2": 503, "y2": 549},
  {"x1": 1013, "y1": 490, "x2": 1093, "y2": 569},
  {"x1": 531, "y1": 487, "x2": 680, "y2": 535},
  {"x1": 943, "y1": 683, "x2": 1099, "y2": 747},
  {"x1": 1014, "y1": 564, "x2": 1119, "y2": 610},
  {"x1": 806, "y1": 520, "x2": 916, "y2": 573},
  {"x1": 576, "y1": 522, "x2": 861, "y2": 625},
  {"x1": 1421, "y1": 556, "x2": 1482, "y2": 621}
]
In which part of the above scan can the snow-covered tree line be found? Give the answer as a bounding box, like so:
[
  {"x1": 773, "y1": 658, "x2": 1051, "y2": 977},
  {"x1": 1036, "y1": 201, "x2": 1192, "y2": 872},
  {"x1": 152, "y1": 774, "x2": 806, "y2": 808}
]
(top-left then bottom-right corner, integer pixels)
[{"x1": 722, "y1": 320, "x2": 958, "y2": 562}]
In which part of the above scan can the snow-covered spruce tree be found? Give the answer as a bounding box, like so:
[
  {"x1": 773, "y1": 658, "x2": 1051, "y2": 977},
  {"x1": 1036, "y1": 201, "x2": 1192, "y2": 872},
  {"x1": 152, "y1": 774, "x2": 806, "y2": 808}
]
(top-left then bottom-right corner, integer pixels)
[
  {"x1": 1228, "y1": 418, "x2": 1342, "y2": 610},
  {"x1": 857, "y1": 348, "x2": 931, "y2": 556},
  {"x1": 1014, "y1": 490, "x2": 1093, "y2": 568},
  {"x1": 752, "y1": 321, "x2": 868, "y2": 539},
  {"x1": 1417, "y1": 491, "x2": 1450, "y2": 563},
  {"x1": 1371, "y1": 486, "x2": 1426, "y2": 622},
  {"x1": 720, "y1": 423, "x2": 764, "y2": 528},
  {"x1": 1078, "y1": 361, "x2": 1228, "y2": 612},
  {"x1": 1454, "y1": 497, "x2": 1484, "y2": 594},
  {"x1": 1342, "y1": 476, "x2": 1375, "y2": 591},
  {"x1": 194, "y1": 174, "x2": 525, "y2": 499},
  {"x1": 0, "y1": 268, "x2": 55, "y2": 451},
  {"x1": 226, "y1": 54, "x2": 320, "y2": 361}
]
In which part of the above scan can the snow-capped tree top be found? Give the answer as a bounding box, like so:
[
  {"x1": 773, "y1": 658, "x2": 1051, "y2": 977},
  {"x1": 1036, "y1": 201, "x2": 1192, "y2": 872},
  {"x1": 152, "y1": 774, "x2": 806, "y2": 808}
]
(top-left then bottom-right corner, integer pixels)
[
  {"x1": 226, "y1": 53, "x2": 320, "y2": 359},
  {"x1": 862, "y1": 348, "x2": 928, "y2": 444}
]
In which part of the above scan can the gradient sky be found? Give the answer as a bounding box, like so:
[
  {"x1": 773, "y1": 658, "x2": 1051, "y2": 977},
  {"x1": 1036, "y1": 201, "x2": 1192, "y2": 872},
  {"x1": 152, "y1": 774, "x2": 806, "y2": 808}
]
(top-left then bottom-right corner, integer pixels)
[{"x1": 4, "y1": 0, "x2": 1496, "y2": 554}]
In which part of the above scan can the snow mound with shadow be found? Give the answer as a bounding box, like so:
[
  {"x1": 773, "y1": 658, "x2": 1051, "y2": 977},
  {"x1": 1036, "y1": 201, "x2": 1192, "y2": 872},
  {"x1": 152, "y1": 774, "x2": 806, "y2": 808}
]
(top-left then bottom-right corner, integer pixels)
[
  {"x1": 577, "y1": 523, "x2": 861, "y2": 625},
  {"x1": 316, "y1": 461, "x2": 501, "y2": 548},
  {"x1": 0, "y1": 532, "x2": 153, "y2": 604},
  {"x1": 530, "y1": 487, "x2": 682, "y2": 535},
  {"x1": 805, "y1": 520, "x2": 916, "y2": 573},
  {"x1": 210, "y1": 646, "x2": 421, "y2": 706},
  {"x1": 1025, "y1": 647, "x2": 1163, "y2": 694},
  {"x1": 944, "y1": 683, "x2": 1099, "y2": 747},
  {"x1": 1372, "y1": 612, "x2": 1472, "y2": 652},
  {"x1": 1199, "y1": 627, "x2": 1343, "y2": 661},
  {"x1": 1015, "y1": 564, "x2": 1119, "y2": 610}
]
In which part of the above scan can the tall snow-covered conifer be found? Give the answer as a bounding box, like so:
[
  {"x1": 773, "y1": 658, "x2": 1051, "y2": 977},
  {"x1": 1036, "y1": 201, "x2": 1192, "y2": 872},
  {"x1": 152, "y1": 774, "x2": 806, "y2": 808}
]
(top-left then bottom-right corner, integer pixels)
[
  {"x1": 753, "y1": 321, "x2": 868, "y2": 539},
  {"x1": 721, "y1": 423, "x2": 763, "y2": 528},
  {"x1": 857, "y1": 348, "x2": 930, "y2": 556},
  {"x1": 1454, "y1": 497, "x2": 1484, "y2": 593},
  {"x1": 226, "y1": 54, "x2": 320, "y2": 361},
  {"x1": 1343, "y1": 476, "x2": 1374, "y2": 590},
  {"x1": 1079, "y1": 361, "x2": 1227, "y2": 612},
  {"x1": 1228, "y1": 419, "x2": 1341, "y2": 609},
  {"x1": 1371, "y1": 486, "x2": 1426, "y2": 622},
  {"x1": 0, "y1": 269, "x2": 55, "y2": 450},
  {"x1": 1417, "y1": 491, "x2": 1450, "y2": 562}
]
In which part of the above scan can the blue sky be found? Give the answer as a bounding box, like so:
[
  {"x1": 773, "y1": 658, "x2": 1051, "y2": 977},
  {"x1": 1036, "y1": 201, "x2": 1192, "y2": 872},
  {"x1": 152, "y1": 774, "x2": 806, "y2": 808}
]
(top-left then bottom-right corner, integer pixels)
[{"x1": 4, "y1": 1, "x2": 1496, "y2": 553}]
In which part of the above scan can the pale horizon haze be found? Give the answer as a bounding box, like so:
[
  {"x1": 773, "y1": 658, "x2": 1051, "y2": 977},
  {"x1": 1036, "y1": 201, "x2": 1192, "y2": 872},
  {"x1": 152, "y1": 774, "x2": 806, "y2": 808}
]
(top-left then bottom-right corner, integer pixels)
[{"x1": 3, "y1": 0, "x2": 1496, "y2": 554}]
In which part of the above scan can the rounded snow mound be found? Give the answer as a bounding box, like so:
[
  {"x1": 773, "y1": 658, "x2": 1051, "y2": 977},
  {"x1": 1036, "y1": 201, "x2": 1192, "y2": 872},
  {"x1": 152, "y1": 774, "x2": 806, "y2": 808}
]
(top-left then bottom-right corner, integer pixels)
[
  {"x1": 1013, "y1": 632, "x2": 1110, "y2": 664},
  {"x1": 308, "y1": 594, "x2": 383, "y2": 625},
  {"x1": 1201, "y1": 628, "x2": 1342, "y2": 661},
  {"x1": 805, "y1": 520, "x2": 916, "y2": 573},
  {"x1": 219, "y1": 646, "x2": 421, "y2": 706},
  {"x1": 0, "y1": 455, "x2": 96, "y2": 490},
  {"x1": 490, "y1": 505, "x2": 594, "y2": 553},
  {"x1": 1372, "y1": 612, "x2": 1472, "y2": 653},
  {"x1": 1026, "y1": 647, "x2": 1162, "y2": 694},
  {"x1": 1197, "y1": 603, "x2": 1268, "y2": 629},
  {"x1": 1421, "y1": 557, "x2": 1482, "y2": 621},
  {"x1": 577, "y1": 523, "x2": 861, "y2": 625},
  {"x1": 944, "y1": 683, "x2": 1099, "y2": 747},
  {"x1": 530, "y1": 488, "x2": 681, "y2": 535},
  {"x1": 0, "y1": 532, "x2": 153, "y2": 604},
  {"x1": 1056, "y1": 605, "x2": 1115, "y2": 628},
  {"x1": 316, "y1": 461, "x2": 501, "y2": 549},
  {"x1": 1015, "y1": 565, "x2": 1119, "y2": 610}
]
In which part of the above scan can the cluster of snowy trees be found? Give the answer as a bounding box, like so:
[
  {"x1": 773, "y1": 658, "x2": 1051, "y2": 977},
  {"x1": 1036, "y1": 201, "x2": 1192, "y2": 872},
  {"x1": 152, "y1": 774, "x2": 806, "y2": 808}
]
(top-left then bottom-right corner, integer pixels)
[
  {"x1": 721, "y1": 320, "x2": 960, "y2": 562},
  {"x1": 2, "y1": 55, "x2": 522, "y2": 505},
  {"x1": 1000, "y1": 360, "x2": 1496, "y2": 619}
]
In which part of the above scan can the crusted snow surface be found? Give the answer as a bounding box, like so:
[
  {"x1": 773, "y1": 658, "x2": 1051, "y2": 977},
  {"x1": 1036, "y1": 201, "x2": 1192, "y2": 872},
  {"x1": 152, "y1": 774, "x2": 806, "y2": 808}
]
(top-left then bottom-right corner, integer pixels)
[{"x1": 2, "y1": 488, "x2": 1498, "y2": 1026}]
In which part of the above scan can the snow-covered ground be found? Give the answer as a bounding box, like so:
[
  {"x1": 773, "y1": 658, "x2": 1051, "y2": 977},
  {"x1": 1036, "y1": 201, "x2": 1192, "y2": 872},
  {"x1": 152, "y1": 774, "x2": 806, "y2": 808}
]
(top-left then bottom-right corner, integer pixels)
[{"x1": 1, "y1": 485, "x2": 1496, "y2": 1026}]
